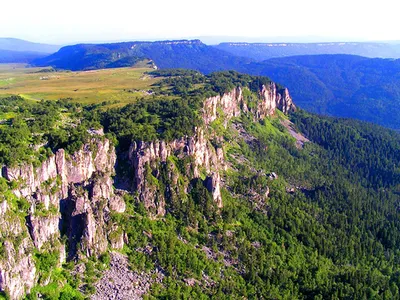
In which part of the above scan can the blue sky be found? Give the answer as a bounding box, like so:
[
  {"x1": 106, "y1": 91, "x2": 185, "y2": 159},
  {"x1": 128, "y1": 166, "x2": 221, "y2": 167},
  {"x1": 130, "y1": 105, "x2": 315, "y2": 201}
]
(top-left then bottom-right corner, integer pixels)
[{"x1": 2, "y1": 0, "x2": 400, "y2": 44}]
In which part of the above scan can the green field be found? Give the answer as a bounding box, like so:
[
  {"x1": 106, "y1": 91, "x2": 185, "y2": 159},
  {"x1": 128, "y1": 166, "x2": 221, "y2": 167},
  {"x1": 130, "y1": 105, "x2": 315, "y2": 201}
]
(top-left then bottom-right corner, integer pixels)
[{"x1": 0, "y1": 63, "x2": 160, "y2": 106}]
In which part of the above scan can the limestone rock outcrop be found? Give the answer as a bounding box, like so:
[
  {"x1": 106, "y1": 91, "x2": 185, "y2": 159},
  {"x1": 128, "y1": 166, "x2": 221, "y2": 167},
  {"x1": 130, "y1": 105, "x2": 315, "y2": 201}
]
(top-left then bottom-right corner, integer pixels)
[
  {"x1": 129, "y1": 127, "x2": 224, "y2": 216},
  {"x1": 129, "y1": 84, "x2": 294, "y2": 215},
  {"x1": 0, "y1": 206, "x2": 36, "y2": 300},
  {"x1": 0, "y1": 137, "x2": 125, "y2": 299},
  {"x1": 202, "y1": 84, "x2": 295, "y2": 126}
]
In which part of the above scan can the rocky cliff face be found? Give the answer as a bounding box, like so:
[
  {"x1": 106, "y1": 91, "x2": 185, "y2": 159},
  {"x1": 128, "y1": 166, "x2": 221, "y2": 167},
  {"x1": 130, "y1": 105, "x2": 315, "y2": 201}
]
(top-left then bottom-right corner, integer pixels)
[
  {"x1": 129, "y1": 127, "x2": 224, "y2": 216},
  {"x1": 0, "y1": 136, "x2": 125, "y2": 299},
  {"x1": 128, "y1": 84, "x2": 294, "y2": 216},
  {"x1": 0, "y1": 82, "x2": 294, "y2": 299},
  {"x1": 0, "y1": 204, "x2": 36, "y2": 300},
  {"x1": 202, "y1": 84, "x2": 295, "y2": 126}
]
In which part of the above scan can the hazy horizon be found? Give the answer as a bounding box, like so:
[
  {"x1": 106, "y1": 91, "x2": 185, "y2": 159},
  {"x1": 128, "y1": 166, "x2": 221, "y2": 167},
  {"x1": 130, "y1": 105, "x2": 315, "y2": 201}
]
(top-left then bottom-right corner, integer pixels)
[
  {"x1": 2, "y1": 0, "x2": 400, "y2": 45},
  {"x1": 2, "y1": 35, "x2": 400, "y2": 47}
]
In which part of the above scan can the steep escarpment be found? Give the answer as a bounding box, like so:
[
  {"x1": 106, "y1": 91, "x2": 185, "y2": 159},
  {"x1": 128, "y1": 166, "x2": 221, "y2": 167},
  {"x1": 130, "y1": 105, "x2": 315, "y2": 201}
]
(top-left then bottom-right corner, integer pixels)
[
  {"x1": 129, "y1": 127, "x2": 224, "y2": 216},
  {"x1": 0, "y1": 136, "x2": 125, "y2": 299},
  {"x1": 4, "y1": 68, "x2": 400, "y2": 299},
  {"x1": 127, "y1": 83, "x2": 294, "y2": 217},
  {"x1": 0, "y1": 75, "x2": 295, "y2": 299},
  {"x1": 202, "y1": 83, "x2": 295, "y2": 125}
]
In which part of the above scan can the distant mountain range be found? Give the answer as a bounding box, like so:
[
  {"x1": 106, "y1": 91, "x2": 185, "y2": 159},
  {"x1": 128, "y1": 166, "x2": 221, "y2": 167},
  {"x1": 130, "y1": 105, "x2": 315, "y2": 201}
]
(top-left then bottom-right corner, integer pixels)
[
  {"x1": 0, "y1": 38, "x2": 60, "y2": 63},
  {"x1": 215, "y1": 42, "x2": 400, "y2": 61},
  {"x1": 0, "y1": 38, "x2": 60, "y2": 53},
  {"x1": 0, "y1": 49, "x2": 47, "y2": 63},
  {"x1": 32, "y1": 39, "x2": 400, "y2": 72},
  {"x1": 5, "y1": 38, "x2": 400, "y2": 129},
  {"x1": 32, "y1": 40, "x2": 251, "y2": 73}
]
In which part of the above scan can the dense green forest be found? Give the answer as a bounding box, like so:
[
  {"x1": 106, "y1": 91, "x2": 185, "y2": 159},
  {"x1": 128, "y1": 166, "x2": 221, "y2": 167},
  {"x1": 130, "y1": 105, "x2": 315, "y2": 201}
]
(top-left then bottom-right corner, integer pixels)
[
  {"x1": 115, "y1": 104, "x2": 400, "y2": 298},
  {"x1": 2, "y1": 71, "x2": 400, "y2": 299},
  {"x1": 240, "y1": 55, "x2": 400, "y2": 130}
]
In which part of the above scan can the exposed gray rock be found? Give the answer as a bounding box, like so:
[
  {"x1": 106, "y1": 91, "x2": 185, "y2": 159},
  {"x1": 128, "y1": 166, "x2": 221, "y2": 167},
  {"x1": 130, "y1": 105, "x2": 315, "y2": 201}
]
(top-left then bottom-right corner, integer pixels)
[
  {"x1": 129, "y1": 128, "x2": 225, "y2": 216},
  {"x1": 0, "y1": 137, "x2": 125, "y2": 298},
  {"x1": 204, "y1": 172, "x2": 222, "y2": 208},
  {"x1": 91, "y1": 252, "x2": 164, "y2": 300},
  {"x1": 202, "y1": 84, "x2": 295, "y2": 125},
  {"x1": 0, "y1": 82, "x2": 295, "y2": 299},
  {"x1": 0, "y1": 205, "x2": 36, "y2": 300}
]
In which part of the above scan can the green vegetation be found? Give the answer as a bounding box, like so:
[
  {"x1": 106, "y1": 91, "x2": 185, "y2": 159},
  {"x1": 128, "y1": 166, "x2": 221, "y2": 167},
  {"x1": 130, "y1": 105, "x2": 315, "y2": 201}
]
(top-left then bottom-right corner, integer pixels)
[
  {"x1": 3, "y1": 69, "x2": 400, "y2": 299},
  {"x1": 241, "y1": 54, "x2": 400, "y2": 130},
  {"x1": 0, "y1": 95, "x2": 89, "y2": 166},
  {"x1": 32, "y1": 40, "x2": 250, "y2": 74},
  {"x1": 110, "y1": 107, "x2": 400, "y2": 298},
  {"x1": 0, "y1": 64, "x2": 159, "y2": 105},
  {"x1": 27, "y1": 40, "x2": 400, "y2": 130}
]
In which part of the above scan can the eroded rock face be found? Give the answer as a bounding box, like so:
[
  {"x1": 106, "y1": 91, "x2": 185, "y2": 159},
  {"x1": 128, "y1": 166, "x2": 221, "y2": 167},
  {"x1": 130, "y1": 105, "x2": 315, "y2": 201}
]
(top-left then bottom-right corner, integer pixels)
[
  {"x1": 202, "y1": 84, "x2": 295, "y2": 125},
  {"x1": 203, "y1": 87, "x2": 243, "y2": 125},
  {"x1": 0, "y1": 206, "x2": 36, "y2": 300},
  {"x1": 129, "y1": 82, "x2": 296, "y2": 215},
  {"x1": 204, "y1": 172, "x2": 222, "y2": 208},
  {"x1": 0, "y1": 239, "x2": 36, "y2": 300},
  {"x1": 129, "y1": 127, "x2": 225, "y2": 216},
  {"x1": 27, "y1": 215, "x2": 59, "y2": 250},
  {"x1": 129, "y1": 84, "x2": 294, "y2": 215},
  {"x1": 0, "y1": 137, "x2": 125, "y2": 299}
]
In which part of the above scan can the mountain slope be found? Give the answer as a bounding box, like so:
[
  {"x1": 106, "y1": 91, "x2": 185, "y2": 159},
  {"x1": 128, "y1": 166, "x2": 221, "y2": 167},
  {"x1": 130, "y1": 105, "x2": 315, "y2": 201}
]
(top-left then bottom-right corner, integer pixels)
[
  {"x1": 2, "y1": 72, "x2": 400, "y2": 298},
  {"x1": 32, "y1": 40, "x2": 251, "y2": 72},
  {"x1": 239, "y1": 54, "x2": 400, "y2": 129},
  {"x1": 0, "y1": 49, "x2": 48, "y2": 63},
  {"x1": 215, "y1": 41, "x2": 400, "y2": 60},
  {"x1": 0, "y1": 38, "x2": 60, "y2": 54}
]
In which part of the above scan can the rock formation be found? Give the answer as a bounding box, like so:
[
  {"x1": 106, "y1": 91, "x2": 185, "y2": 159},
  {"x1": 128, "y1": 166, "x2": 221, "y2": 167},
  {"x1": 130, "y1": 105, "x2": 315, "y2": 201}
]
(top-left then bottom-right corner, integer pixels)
[
  {"x1": 129, "y1": 127, "x2": 224, "y2": 216},
  {"x1": 0, "y1": 136, "x2": 125, "y2": 299},
  {"x1": 0, "y1": 82, "x2": 295, "y2": 299},
  {"x1": 129, "y1": 84, "x2": 294, "y2": 216},
  {"x1": 202, "y1": 84, "x2": 295, "y2": 126}
]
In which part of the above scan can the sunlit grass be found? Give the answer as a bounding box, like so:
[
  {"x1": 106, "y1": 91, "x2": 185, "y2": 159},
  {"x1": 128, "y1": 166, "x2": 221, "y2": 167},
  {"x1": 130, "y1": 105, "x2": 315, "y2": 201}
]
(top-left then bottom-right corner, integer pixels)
[{"x1": 0, "y1": 64, "x2": 161, "y2": 107}]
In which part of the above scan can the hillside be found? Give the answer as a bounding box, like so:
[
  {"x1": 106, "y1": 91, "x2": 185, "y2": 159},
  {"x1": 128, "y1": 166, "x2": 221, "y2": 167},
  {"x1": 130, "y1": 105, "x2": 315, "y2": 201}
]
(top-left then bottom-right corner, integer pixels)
[
  {"x1": 2, "y1": 71, "x2": 400, "y2": 299},
  {"x1": 0, "y1": 38, "x2": 60, "y2": 54},
  {"x1": 32, "y1": 40, "x2": 250, "y2": 73},
  {"x1": 240, "y1": 55, "x2": 400, "y2": 129},
  {"x1": 215, "y1": 41, "x2": 400, "y2": 61},
  {"x1": 0, "y1": 50, "x2": 47, "y2": 63}
]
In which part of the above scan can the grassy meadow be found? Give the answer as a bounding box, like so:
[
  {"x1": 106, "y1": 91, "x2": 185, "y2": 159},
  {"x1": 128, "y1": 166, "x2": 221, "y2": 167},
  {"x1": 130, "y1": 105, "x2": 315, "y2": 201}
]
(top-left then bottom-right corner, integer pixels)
[{"x1": 0, "y1": 63, "x2": 161, "y2": 106}]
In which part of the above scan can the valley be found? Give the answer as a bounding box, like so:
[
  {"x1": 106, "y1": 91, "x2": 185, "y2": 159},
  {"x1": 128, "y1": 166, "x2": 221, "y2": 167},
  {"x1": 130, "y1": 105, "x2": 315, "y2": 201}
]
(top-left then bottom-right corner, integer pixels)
[{"x1": 0, "y1": 64, "x2": 160, "y2": 106}]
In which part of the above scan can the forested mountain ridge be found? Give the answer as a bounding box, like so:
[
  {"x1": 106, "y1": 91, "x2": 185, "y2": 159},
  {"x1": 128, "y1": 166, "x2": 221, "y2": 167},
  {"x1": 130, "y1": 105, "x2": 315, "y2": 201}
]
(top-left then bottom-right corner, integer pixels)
[
  {"x1": 2, "y1": 71, "x2": 400, "y2": 299},
  {"x1": 0, "y1": 49, "x2": 48, "y2": 63},
  {"x1": 240, "y1": 54, "x2": 400, "y2": 129},
  {"x1": 32, "y1": 40, "x2": 251, "y2": 73}
]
